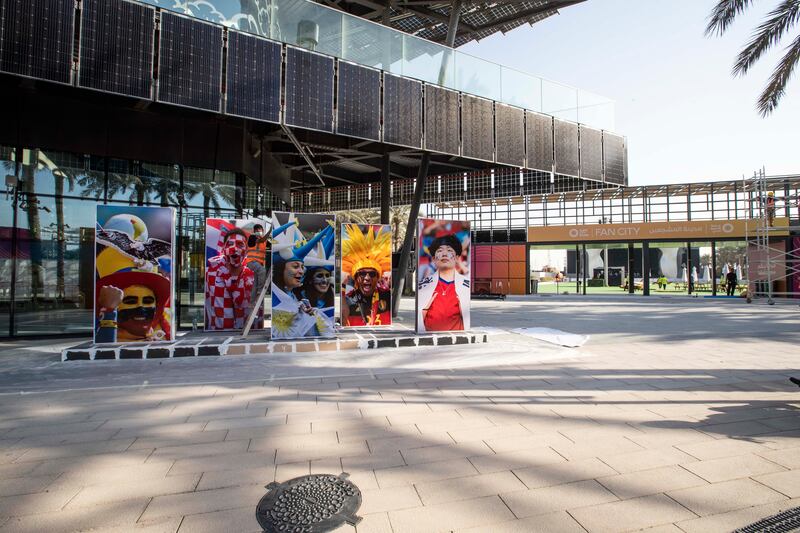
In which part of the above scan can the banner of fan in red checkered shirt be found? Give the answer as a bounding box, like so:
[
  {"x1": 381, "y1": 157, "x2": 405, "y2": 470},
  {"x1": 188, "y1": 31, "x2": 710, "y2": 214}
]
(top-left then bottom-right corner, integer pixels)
[{"x1": 204, "y1": 218, "x2": 270, "y2": 332}]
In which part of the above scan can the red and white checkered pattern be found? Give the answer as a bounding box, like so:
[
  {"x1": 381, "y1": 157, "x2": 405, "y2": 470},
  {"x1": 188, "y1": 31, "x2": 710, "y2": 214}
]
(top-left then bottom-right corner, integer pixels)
[{"x1": 205, "y1": 256, "x2": 255, "y2": 330}]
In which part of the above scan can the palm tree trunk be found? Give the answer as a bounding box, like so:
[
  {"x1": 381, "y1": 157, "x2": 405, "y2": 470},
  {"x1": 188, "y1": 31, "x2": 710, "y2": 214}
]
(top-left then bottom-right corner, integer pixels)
[
  {"x1": 22, "y1": 155, "x2": 44, "y2": 304},
  {"x1": 54, "y1": 174, "x2": 66, "y2": 299}
]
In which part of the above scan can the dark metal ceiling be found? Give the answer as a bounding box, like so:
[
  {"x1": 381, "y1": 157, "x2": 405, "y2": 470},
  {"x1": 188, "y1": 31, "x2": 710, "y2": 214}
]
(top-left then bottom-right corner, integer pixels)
[{"x1": 315, "y1": 0, "x2": 587, "y2": 47}]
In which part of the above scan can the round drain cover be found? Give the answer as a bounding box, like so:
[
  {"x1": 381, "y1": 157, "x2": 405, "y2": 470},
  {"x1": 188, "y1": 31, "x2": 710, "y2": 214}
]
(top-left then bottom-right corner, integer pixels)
[{"x1": 255, "y1": 473, "x2": 362, "y2": 533}]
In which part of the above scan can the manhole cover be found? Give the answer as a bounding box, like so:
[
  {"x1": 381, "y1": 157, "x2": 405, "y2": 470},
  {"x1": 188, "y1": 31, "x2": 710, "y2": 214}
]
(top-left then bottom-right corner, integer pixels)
[
  {"x1": 734, "y1": 506, "x2": 800, "y2": 533},
  {"x1": 255, "y1": 473, "x2": 362, "y2": 533}
]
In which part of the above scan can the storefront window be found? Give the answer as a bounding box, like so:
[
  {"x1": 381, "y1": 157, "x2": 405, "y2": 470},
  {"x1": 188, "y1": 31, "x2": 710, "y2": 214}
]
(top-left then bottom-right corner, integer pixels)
[
  {"x1": 183, "y1": 167, "x2": 238, "y2": 213},
  {"x1": 12, "y1": 195, "x2": 95, "y2": 336},
  {"x1": 177, "y1": 206, "x2": 237, "y2": 328},
  {"x1": 529, "y1": 244, "x2": 572, "y2": 294},
  {"x1": 18, "y1": 149, "x2": 105, "y2": 200},
  {"x1": 0, "y1": 146, "x2": 16, "y2": 336},
  {"x1": 715, "y1": 241, "x2": 748, "y2": 296}
]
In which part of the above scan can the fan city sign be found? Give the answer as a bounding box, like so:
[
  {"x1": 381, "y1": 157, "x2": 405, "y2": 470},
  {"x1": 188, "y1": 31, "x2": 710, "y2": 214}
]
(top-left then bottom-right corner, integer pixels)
[{"x1": 527, "y1": 218, "x2": 789, "y2": 244}]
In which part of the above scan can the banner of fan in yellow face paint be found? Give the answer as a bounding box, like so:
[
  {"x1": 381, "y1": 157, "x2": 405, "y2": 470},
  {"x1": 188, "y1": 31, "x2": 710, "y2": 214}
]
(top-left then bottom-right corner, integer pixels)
[
  {"x1": 94, "y1": 205, "x2": 174, "y2": 344},
  {"x1": 340, "y1": 224, "x2": 392, "y2": 328}
]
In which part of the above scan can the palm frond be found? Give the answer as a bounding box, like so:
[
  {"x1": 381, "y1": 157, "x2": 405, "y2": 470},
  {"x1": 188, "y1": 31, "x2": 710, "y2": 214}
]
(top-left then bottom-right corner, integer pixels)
[
  {"x1": 734, "y1": 0, "x2": 800, "y2": 76},
  {"x1": 706, "y1": 0, "x2": 755, "y2": 36},
  {"x1": 757, "y1": 33, "x2": 800, "y2": 116}
]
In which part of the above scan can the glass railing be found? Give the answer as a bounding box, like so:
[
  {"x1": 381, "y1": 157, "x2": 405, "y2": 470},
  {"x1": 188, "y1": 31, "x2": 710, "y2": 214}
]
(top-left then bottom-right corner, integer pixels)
[{"x1": 140, "y1": 0, "x2": 615, "y2": 130}]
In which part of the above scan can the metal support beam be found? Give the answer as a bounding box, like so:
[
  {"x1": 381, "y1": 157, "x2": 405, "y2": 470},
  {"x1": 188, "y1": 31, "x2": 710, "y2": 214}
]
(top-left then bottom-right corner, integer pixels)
[
  {"x1": 642, "y1": 241, "x2": 650, "y2": 296},
  {"x1": 392, "y1": 151, "x2": 430, "y2": 318},
  {"x1": 280, "y1": 125, "x2": 325, "y2": 187},
  {"x1": 381, "y1": 153, "x2": 391, "y2": 224}
]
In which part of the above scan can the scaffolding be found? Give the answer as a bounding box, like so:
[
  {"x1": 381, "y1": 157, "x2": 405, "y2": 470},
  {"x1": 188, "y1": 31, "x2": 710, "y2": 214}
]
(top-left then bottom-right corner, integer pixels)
[{"x1": 745, "y1": 169, "x2": 800, "y2": 303}]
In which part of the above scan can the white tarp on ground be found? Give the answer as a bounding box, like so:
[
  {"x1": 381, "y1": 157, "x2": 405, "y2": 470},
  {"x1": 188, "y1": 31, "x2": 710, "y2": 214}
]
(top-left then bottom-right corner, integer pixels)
[{"x1": 511, "y1": 327, "x2": 589, "y2": 347}]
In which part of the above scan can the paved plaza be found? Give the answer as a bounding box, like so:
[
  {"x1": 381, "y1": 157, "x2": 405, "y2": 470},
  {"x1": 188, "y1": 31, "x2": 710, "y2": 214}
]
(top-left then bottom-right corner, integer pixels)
[{"x1": 0, "y1": 296, "x2": 798, "y2": 533}]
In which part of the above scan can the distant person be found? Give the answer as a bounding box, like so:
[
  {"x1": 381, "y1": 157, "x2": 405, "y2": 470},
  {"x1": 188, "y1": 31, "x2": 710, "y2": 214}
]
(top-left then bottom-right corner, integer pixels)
[
  {"x1": 725, "y1": 267, "x2": 737, "y2": 296},
  {"x1": 766, "y1": 191, "x2": 776, "y2": 227}
]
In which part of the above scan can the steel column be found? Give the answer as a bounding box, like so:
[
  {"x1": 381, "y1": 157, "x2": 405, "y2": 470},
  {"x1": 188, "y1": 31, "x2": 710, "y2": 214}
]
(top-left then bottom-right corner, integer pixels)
[{"x1": 391, "y1": 152, "x2": 430, "y2": 318}]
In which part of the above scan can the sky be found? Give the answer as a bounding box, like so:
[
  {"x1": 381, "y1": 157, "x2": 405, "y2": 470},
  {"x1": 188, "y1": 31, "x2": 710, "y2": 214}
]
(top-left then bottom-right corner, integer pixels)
[{"x1": 460, "y1": 0, "x2": 800, "y2": 186}]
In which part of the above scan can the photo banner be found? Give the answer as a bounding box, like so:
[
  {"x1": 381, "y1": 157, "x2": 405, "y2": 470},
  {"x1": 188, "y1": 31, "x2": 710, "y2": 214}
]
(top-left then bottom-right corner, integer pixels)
[
  {"x1": 416, "y1": 219, "x2": 471, "y2": 333},
  {"x1": 271, "y1": 212, "x2": 336, "y2": 340},
  {"x1": 205, "y1": 218, "x2": 271, "y2": 331},
  {"x1": 94, "y1": 205, "x2": 175, "y2": 343},
  {"x1": 340, "y1": 223, "x2": 392, "y2": 327}
]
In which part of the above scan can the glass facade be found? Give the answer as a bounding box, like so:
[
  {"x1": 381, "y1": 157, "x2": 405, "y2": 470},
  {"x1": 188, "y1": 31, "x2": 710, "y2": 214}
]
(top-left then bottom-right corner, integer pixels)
[
  {"x1": 0, "y1": 145, "x2": 283, "y2": 338},
  {"x1": 136, "y1": 0, "x2": 615, "y2": 130}
]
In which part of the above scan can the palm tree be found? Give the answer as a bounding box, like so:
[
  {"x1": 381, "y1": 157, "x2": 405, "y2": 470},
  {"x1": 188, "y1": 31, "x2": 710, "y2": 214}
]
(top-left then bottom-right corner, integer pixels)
[{"x1": 706, "y1": 0, "x2": 800, "y2": 116}]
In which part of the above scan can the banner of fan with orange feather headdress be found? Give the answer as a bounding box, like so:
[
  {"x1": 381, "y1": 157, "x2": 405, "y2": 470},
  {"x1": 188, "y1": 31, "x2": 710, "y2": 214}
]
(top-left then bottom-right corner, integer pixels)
[{"x1": 341, "y1": 224, "x2": 392, "y2": 278}]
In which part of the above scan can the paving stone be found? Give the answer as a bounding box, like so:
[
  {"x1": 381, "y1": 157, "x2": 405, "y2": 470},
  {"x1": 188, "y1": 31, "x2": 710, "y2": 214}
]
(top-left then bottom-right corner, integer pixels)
[
  {"x1": 0, "y1": 486, "x2": 82, "y2": 517},
  {"x1": 676, "y1": 438, "x2": 770, "y2": 461},
  {"x1": 66, "y1": 474, "x2": 200, "y2": 509},
  {"x1": 196, "y1": 466, "x2": 275, "y2": 491},
  {"x1": 598, "y1": 446, "x2": 698, "y2": 474},
  {"x1": 499, "y1": 479, "x2": 618, "y2": 518},
  {"x1": 0, "y1": 474, "x2": 59, "y2": 497},
  {"x1": 681, "y1": 453, "x2": 787, "y2": 483},
  {"x1": 666, "y1": 478, "x2": 787, "y2": 516},
  {"x1": 455, "y1": 510, "x2": 585, "y2": 533},
  {"x1": 597, "y1": 465, "x2": 708, "y2": 500},
  {"x1": 388, "y1": 495, "x2": 514, "y2": 533},
  {"x1": 148, "y1": 439, "x2": 250, "y2": 461},
  {"x1": 752, "y1": 469, "x2": 800, "y2": 497},
  {"x1": 401, "y1": 443, "x2": 491, "y2": 465},
  {"x1": 128, "y1": 430, "x2": 230, "y2": 450},
  {"x1": 676, "y1": 497, "x2": 800, "y2": 533},
  {"x1": 168, "y1": 451, "x2": 276, "y2": 476},
  {"x1": 756, "y1": 446, "x2": 800, "y2": 469},
  {"x1": 468, "y1": 446, "x2": 565, "y2": 474},
  {"x1": 374, "y1": 459, "x2": 478, "y2": 488},
  {"x1": 415, "y1": 471, "x2": 526, "y2": 505},
  {"x1": 359, "y1": 485, "x2": 421, "y2": 514},
  {"x1": 141, "y1": 485, "x2": 265, "y2": 522},
  {"x1": 512, "y1": 457, "x2": 617, "y2": 489},
  {"x1": 0, "y1": 497, "x2": 151, "y2": 533},
  {"x1": 176, "y1": 506, "x2": 259, "y2": 533},
  {"x1": 569, "y1": 493, "x2": 697, "y2": 532}
]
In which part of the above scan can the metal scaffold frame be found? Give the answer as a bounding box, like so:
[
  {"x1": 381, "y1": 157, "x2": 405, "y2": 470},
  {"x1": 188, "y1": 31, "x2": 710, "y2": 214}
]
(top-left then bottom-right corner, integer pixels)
[{"x1": 745, "y1": 169, "x2": 800, "y2": 304}]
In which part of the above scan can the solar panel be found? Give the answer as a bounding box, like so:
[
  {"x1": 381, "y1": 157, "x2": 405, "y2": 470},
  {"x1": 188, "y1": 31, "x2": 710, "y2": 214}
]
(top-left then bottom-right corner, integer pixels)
[
  {"x1": 225, "y1": 30, "x2": 281, "y2": 123},
  {"x1": 424, "y1": 85, "x2": 459, "y2": 156},
  {"x1": 554, "y1": 119, "x2": 579, "y2": 177},
  {"x1": 579, "y1": 126, "x2": 602, "y2": 182},
  {"x1": 0, "y1": 0, "x2": 74, "y2": 84},
  {"x1": 79, "y1": 0, "x2": 154, "y2": 99},
  {"x1": 525, "y1": 111, "x2": 553, "y2": 172},
  {"x1": 336, "y1": 61, "x2": 380, "y2": 141},
  {"x1": 603, "y1": 132, "x2": 627, "y2": 185},
  {"x1": 460, "y1": 94, "x2": 494, "y2": 163},
  {"x1": 383, "y1": 73, "x2": 422, "y2": 148},
  {"x1": 495, "y1": 104, "x2": 525, "y2": 168},
  {"x1": 284, "y1": 46, "x2": 334, "y2": 133},
  {"x1": 157, "y1": 12, "x2": 222, "y2": 112}
]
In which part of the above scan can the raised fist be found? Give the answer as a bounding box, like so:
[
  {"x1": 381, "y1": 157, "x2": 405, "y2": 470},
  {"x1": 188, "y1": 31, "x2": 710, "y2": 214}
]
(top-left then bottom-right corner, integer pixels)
[{"x1": 98, "y1": 285, "x2": 124, "y2": 311}]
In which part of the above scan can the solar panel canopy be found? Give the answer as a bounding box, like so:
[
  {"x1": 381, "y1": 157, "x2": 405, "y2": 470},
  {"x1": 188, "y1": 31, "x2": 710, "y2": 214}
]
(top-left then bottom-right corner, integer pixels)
[
  {"x1": 383, "y1": 73, "x2": 422, "y2": 148},
  {"x1": 525, "y1": 111, "x2": 553, "y2": 172},
  {"x1": 157, "y1": 12, "x2": 222, "y2": 112},
  {"x1": 460, "y1": 95, "x2": 494, "y2": 162},
  {"x1": 554, "y1": 119, "x2": 579, "y2": 177},
  {"x1": 424, "y1": 85, "x2": 459, "y2": 156},
  {"x1": 336, "y1": 61, "x2": 380, "y2": 141},
  {"x1": 79, "y1": 0, "x2": 154, "y2": 99},
  {"x1": 495, "y1": 104, "x2": 525, "y2": 168},
  {"x1": 225, "y1": 31, "x2": 281, "y2": 123},
  {"x1": 579, "y1": 126, "x2": 602, "y2": 182},
  {"x1": 284, "y1": 47, "x2": 334, "y2": 133},
  {"x1": 0, "y1": 0, "x2": 74, "y2": 84},
  {"x1": 603, "y1": 132, "x2": 627, "y2": 185}
]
